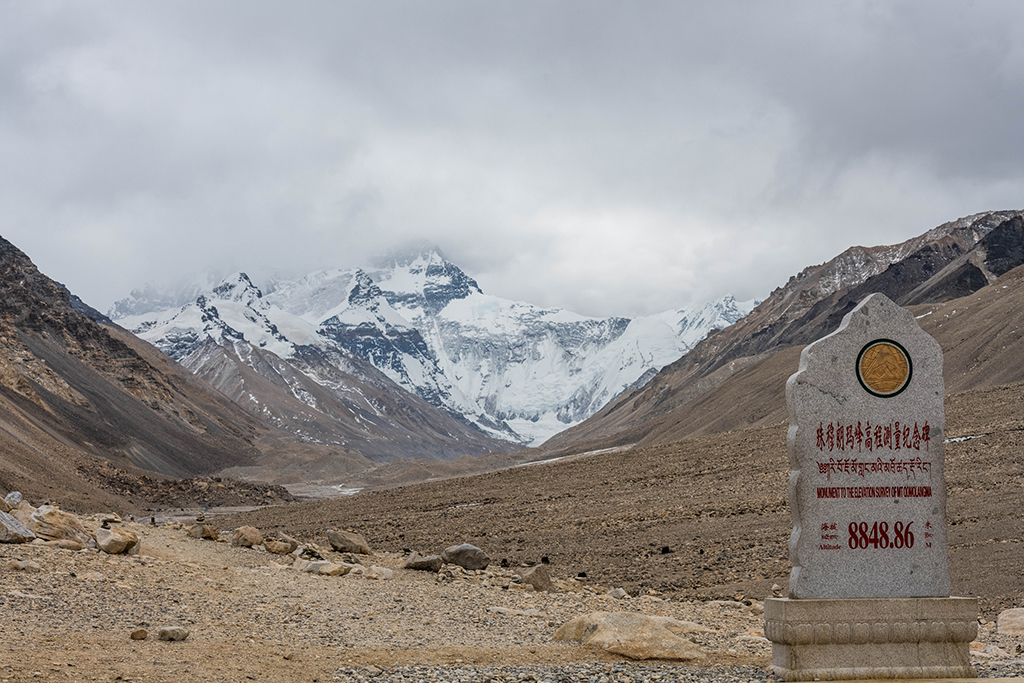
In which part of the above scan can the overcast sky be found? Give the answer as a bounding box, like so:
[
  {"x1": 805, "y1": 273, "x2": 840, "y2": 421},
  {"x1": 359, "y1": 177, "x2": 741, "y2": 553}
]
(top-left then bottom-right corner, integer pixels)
[{"x1": 2, "y1": 1, "x2": 1023, "y2": 318}]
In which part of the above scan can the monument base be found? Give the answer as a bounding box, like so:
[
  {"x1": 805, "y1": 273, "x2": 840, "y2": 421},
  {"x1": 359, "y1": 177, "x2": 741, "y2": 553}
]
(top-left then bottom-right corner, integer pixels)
[{"x1": 764, "y1": 597, "x2": 977, "y2": 681}]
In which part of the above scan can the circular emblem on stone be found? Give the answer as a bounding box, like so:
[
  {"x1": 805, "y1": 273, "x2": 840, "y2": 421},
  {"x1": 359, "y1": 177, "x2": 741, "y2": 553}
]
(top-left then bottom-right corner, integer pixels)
[{"x1": 856, "y1": 339, "x2": 912, "y2": 398}]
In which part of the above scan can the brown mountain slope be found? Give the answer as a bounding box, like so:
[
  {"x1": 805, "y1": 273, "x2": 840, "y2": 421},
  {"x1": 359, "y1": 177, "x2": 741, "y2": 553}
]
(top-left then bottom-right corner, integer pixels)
[
  {"x1": 0, "y1": 235, "x2": 298, "y2": 509},
  {"x1": 544, "y1": 210, "x2": 1024, "y2": 453},
  {"x1": 539, "y1": 260, "x2": 1024, "y2": 457},
  {"x1": 183, "y1": 338, "x2": 512, "y2": 467}
]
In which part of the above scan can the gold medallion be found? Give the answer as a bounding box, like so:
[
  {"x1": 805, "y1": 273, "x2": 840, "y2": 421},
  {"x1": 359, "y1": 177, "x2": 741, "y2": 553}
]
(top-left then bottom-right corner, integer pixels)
[{"x1": 856, "y1": 339, "x2": 912, "y2": 398}]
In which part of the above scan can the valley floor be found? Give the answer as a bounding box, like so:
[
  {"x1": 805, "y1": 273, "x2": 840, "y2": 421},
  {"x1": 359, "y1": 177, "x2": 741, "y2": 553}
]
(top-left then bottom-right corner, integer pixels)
[
  {"x1": 2, "y1": 522, "x2": 771, "y2": 682},
  {"x1": 4, "y1": 381, "x2": 1022, "y2": 682},
  {"x1": 2, "y1": 522, "x2": 1023, "y2": 683},
  {"x1": 219, "y1": 380, "x2": 1024, "y2": 621}
]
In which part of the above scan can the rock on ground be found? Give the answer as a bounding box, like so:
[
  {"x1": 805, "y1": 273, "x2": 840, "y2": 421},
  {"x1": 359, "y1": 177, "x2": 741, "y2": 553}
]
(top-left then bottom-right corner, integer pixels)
[
  {"x1": 231, "y1": 526, "x2": 263, "y2": 548},
  {"x1": 441, "y1": 543, "x2": 490, "y2": 570},
  {"x1": 187, "y1": 524, "x2": 219, "y2": 540},
  {"x1": 515, "y1": 564, "x2": 555, "y2": 592},
  {"x1": 157, "y1": 626, "x2": 190, "y2": 642},
  {"x1": 96, "y1": 527, "x2": 140, "y2": 555},
  {"x1": 554, "y1": 611, "x2": 705, "y2": 661},
  {"x1": 28, "y1": 505, "x2": 92, "y2": 545},
  {"x1": 402, "y1": 551, "x2": 443, "y2": 572},
  {"x1": 0, "y1": 510, "x2": 36, "y2": 543},
  {"x1": 326, "y1": 529, "x2": 370, "y2": 554},
  {"x1": 998, "y1": 608, "x2": 1024, "y2": 635}
]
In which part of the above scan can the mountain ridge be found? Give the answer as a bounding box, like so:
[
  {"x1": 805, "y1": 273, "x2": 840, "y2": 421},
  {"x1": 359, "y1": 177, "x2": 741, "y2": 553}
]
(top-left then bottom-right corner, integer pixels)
[
  {"x1": 3, "y1": 209, "x2": 1023, "y2": 504},
  {"x1": 110, "y1": 248, "x2": 757, "y2": 448},
  {"x1": 542, "y1": 209, "x2": 1024, "y2": 453},
  {"x1": 0, "y1": 234, "x2": 304, "y2": 511}
]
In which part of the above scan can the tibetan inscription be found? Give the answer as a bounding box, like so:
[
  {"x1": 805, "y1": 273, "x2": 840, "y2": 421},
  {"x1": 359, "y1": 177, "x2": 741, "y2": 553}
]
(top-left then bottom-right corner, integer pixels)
[{"x1": 785, "y1": 293, "x2": 949, "y2": 599}]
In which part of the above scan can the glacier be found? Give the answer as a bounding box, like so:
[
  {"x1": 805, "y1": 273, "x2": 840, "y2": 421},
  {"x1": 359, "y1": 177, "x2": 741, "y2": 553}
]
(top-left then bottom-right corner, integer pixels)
[{"x1": 110, "y1": 246, "x2": 757, "y2": 447}]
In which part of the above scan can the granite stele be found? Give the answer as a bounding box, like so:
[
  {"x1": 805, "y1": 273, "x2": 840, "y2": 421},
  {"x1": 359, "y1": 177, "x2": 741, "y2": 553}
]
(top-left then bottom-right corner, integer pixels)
[{"x1": 764, "y1": 293, "x2": 977, "y2": 680}]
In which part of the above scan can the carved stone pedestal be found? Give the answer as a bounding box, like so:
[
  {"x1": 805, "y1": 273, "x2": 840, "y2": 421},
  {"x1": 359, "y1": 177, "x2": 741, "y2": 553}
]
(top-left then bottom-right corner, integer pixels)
[{"x1": 765, "y1": 597, "x2": 977, "y2": 681}]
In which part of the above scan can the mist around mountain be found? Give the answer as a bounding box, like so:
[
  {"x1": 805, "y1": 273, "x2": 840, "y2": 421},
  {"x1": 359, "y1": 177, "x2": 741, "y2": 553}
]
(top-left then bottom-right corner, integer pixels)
[
  {"x1": 110, "y1": 247, "x2": 757, "y2": 449},
  {"x1": 3, "y1": 209, "x2": 1023, "y2": 506},
  {"x1": 544, "y1": 209, "x2": 1024, "y2": 454}
]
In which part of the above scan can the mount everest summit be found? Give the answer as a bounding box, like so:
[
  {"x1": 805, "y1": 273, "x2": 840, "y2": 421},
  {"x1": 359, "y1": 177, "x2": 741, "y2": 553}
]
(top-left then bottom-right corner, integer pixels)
[{"x1": 110, "y1": 246, "x2": 756, "y2": 453}]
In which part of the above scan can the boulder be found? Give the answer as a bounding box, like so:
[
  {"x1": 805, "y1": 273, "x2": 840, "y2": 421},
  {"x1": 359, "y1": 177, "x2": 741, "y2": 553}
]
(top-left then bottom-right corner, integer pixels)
[
  {"x1": 96, "y1": 527, "x2": 140, "y2": 555},
  {"x1": 130, "y1": 629, "x2": 148, "y2": 640},
  {"x1": 0, "y1": 510, "x2": 36, "y2": 543},
  {"x1": 5, "y1": 559, "x2": 43, "y2": 572},
  {"x1": 402, "y1": 551, "x2": 443, "y2": 572},
  {"x1": 366, "y1": 566, "x2": 393, "y2": 580},
  {"x1": 274, "y1": 532, "x2": 299, "y2": 553},
  {"x1": 608, "y1": 587, "x2": 629, "y2": 600},
  {"x1": 515, "y1": 565, "x2": 556, "y2": 593},
  {"x1": 187, "y1": 524, "x2": 219, "y2": 540},
  {"x1": 554, "y1": 611, "x2": 705, "y2": 660},
  {"x1": 0, "y1": 496, "x2": 10, "y2": 513},
  {"x1": 441, "y1": 543, "x2": 490, "y2": 570},
  {"x1": 157, "y1": 626, "x2": 190, "y2": 642},
  {"x1": 4, "y1": 491, "x2": 22, "y2": 507},
  {"x1": 997, "y1": 608, "x2": 1024, "y2": 635},
  {"x1": 264, "y1": 539, "x2": 293, "y2": 555},
  {"x1": 11, "y1": 506, "x2": 34, "y2": 528},
  {"x1": 28, "y1": 505, "x2": 91, "y2": 545},
  {"x1": 326, "y1": 529, "x2": 370, "y2": 555},
  {"x1": 232, "y1": 526, "x2": 263, "y2": 548},
  {"x1": 318, "y1": 562, "x2": 354, "y2": 576}
]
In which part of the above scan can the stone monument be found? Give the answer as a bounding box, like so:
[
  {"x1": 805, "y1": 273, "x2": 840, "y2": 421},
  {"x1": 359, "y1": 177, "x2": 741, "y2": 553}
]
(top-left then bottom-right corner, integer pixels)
[{"x1": 764, "y1": 293, "x2": 977, "y2": 680}]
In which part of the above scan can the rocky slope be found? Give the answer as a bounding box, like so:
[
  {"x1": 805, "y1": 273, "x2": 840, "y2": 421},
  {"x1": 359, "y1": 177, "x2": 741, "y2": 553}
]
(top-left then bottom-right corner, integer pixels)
[
  {"x1": 544, "y1": 210, "x2": 1024, "y2": 452},
  {"x1": 0, "y1": 234, "x2": 304, "y2": 512}
]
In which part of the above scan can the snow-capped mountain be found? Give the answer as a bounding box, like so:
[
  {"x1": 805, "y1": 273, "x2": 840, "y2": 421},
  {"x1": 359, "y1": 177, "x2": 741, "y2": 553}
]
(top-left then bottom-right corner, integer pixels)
[
  {"x1": 115, "y1": 271, "x2": 512, "y2": 461},
  {"x1": 110, "y1": 246, "x2": 757, "y2": 448}
]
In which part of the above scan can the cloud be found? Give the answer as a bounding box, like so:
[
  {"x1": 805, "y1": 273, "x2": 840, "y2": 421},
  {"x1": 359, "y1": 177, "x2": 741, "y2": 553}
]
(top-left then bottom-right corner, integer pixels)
[{"x1": 1, "y1": 1, "x2": 1022, "y2": 317}]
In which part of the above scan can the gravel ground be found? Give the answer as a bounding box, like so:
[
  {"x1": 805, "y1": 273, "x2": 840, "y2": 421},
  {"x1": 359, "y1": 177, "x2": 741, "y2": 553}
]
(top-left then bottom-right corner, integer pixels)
[{"x1": 2, "y1": 519, "x2": 1023, "y2": 683}]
